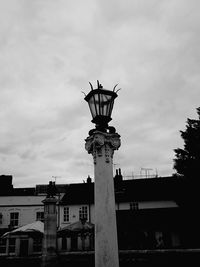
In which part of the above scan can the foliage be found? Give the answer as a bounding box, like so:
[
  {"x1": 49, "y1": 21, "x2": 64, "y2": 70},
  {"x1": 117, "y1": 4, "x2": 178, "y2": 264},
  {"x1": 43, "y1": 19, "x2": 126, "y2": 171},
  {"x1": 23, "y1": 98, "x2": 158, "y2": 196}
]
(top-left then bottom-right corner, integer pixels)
[{"x1": 173, "y1": 107, "x2": 200, "y2": 180}]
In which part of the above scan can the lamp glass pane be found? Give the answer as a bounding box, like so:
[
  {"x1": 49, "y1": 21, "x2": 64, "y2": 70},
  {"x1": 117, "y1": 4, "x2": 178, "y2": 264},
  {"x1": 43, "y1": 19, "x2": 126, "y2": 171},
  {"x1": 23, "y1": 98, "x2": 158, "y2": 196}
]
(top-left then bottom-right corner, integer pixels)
[
  {"x1": 88, "y1": 97, "x2": 96, "y2": 118},
  {"x1": 88, "y1": 93, "x2": 100, "y2": 118},
  {"x1": 108, "y1": 98, "x2": 114, "y2": 117},
  {"x1": 94, "y1": 93, "x2": 100, "y2": 116},
  {"x1": 100, "y1": 94, "x2": 112, "y2": 116}
]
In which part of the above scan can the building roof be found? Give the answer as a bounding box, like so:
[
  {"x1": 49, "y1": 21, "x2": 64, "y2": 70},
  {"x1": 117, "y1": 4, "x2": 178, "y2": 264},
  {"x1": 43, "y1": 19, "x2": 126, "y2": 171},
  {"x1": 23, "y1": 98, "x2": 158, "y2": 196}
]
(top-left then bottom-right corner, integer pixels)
[
  {"x1": 0, "y1": 180, "x2": 67, "y2": 196},
  {"x1": 0, "y1": 174, "x2": 185, "y2": 204},
  {"x1": 60, "y1": 176, "x2": 184, "y2": 205},
  {"x1": 58, "y1": 221, "x2": 94, "y2": 237},
  {"x1": 13, "y1": 187, "x2": 36, "y2": 196},
  {"x1": 2, "y1": 221, "x2": 44, "y2": 238},
  {"x1": 114, "y1": 176, "x2": 183, "y2": 202},
  {"x1": 35, "y1": 184, "x2": 68, "y2": 195},
  {"x1": 60, "y1": 182, "x2": 94, "y2": 205}
]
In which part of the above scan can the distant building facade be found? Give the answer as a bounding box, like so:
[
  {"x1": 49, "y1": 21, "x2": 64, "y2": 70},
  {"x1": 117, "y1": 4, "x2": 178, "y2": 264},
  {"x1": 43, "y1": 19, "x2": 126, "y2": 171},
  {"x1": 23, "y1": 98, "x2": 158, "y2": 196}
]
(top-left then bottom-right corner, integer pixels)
[{"x1": 0, "y1": 172, "x2": 199, "y2": 256}]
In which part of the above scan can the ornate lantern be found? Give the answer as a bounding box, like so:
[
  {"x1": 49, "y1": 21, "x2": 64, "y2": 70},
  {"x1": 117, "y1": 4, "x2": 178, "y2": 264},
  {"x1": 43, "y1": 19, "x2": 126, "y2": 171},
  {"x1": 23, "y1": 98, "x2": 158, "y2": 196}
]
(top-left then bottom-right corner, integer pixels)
[{"x1": 84, "y1": 81, "x2": 119, "y2": 131}]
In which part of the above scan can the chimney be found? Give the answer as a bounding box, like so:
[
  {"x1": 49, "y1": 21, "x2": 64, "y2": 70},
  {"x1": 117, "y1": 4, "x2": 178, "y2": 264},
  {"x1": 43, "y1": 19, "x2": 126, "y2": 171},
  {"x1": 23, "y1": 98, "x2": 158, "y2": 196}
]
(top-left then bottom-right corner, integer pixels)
[
  {"x1": 87, "y1": 175, "x2": 92, "y2": 183},
  {"x1": 114, "y1": 169, "x2": 123, "y2": 183}
]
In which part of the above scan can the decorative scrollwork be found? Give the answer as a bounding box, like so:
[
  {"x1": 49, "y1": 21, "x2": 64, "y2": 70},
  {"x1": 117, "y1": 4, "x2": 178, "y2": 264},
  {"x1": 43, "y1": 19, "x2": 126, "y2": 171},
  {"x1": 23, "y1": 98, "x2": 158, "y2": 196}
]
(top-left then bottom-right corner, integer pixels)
[{"x1": 85, "y1": 131, "x2": 120, "y2": 164}]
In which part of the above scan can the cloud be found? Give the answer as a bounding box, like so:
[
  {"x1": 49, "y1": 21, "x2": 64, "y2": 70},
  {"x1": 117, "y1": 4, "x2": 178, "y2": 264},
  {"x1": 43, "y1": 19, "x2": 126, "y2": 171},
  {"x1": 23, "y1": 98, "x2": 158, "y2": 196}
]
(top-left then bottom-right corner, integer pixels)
[{"x1": 0, "y1": 0, "x2": 200, "y2": 186}]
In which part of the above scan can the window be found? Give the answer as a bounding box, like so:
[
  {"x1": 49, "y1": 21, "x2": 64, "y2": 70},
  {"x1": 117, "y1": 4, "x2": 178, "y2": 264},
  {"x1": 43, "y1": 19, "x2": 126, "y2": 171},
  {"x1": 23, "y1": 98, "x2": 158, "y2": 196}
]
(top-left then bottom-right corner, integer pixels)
[
  {"x1": 63, "y1": 207, "x2": 69, "y2": 222},
  {"x1": 8, "y1": 238, "x2": 16, "y2": 253},
  {"x1": 130, "y1": 202, "x2": 139, "y2": 210},
  {"x1": 0, "y1": 213, "x2": 2, "y2": 224},
  {"x1": 10, "y1": 212, "x2": 19, "y2": 227},
  {"x1": 36, "y1": 212, "x2": 44, "y2": 222},
  {"x1": 0, "y1": 239, "x2": 6, "y2": 254},
  {"x1": 79, "y1": 206, "x2": 88, "y2": 221},
  {"x1": 33, "y1": 238, "x2": 42, "y2": 252}
]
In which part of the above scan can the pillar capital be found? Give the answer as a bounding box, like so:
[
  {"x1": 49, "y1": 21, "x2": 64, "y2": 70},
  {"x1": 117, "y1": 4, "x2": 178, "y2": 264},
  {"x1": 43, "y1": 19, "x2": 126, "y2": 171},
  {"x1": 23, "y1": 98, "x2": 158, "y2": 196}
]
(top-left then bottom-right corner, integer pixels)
[
  {"x1": 42, "y1": 197, "x2": 57, "y2": 215},
  {"x1": 85, "y1": 130, "x2": 121, "y2": 164}
]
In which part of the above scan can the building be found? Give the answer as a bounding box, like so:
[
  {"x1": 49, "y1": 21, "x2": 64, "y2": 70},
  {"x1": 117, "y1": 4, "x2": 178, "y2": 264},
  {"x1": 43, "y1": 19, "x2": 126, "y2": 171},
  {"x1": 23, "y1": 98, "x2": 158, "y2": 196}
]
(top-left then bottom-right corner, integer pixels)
[
  {"x1": 0, "y1": 172, "x2": 199, "y2": 256},
  {"x1": 0, "y1": 176, "x2": 68, "y2": 236},
  {"x1": 59, "y1": 173, "x2": 183, "y2": 251}
]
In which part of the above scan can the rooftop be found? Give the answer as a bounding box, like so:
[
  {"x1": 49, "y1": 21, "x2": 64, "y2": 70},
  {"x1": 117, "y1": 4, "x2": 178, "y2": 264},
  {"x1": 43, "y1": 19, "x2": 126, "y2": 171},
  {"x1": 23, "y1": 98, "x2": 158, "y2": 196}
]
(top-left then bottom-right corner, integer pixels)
[{"x1": 0, "y1": 173, "x2": 186, "y2": 205}]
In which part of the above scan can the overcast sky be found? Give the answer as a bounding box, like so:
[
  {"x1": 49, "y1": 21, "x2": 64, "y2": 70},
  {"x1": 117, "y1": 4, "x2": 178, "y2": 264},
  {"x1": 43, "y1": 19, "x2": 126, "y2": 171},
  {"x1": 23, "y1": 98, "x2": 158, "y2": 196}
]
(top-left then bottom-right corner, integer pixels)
[{"x1": 0, "y1": 0, "x2": 200, "y2": 187}]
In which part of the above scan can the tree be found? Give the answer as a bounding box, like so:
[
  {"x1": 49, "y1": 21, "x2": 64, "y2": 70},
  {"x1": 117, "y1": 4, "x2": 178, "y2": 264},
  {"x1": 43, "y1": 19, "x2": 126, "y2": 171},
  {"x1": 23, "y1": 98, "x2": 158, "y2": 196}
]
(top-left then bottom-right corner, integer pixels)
[
  {"x1": 173, "y1": 108, "x2": 200, "y2": 247},
  {"x1": 173, "y1": 107, "x2": 200, "y2": 181}
]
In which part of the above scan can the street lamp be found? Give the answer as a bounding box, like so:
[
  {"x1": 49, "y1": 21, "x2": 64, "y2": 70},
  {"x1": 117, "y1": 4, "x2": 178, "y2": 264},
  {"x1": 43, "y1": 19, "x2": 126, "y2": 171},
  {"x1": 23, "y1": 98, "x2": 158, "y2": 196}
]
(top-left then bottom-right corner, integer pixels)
[
  {"x1": 84, "y1": 80, "x2": 119, "y2": 133},
  {"x1": 85, "y1": 81, "x2": 120, "y2": 267}
]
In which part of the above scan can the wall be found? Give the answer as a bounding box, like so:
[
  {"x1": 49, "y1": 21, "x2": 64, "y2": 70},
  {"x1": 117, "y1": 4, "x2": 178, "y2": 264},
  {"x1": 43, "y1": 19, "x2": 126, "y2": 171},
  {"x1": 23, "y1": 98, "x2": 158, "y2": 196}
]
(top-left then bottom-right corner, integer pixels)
[
  {"x1": 0, "y1": 196, "x2": 45, "y2": 229},
  {"x1": 118, "y1": 200, "x2": 178, "y2": 211},
  {"x1": 59, "y1": 204, "x2": 91, "y2": 228},
  {"x1": 59, "y1": 200, "x2": 178, "y2": 227}
]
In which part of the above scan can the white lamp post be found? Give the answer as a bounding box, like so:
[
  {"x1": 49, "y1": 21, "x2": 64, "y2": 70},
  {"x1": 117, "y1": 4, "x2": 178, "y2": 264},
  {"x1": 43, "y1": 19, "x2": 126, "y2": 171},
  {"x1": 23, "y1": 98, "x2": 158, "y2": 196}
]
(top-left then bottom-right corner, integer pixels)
[{"x1": 85, "y1": 81, "x2": 120, "y2": 267}]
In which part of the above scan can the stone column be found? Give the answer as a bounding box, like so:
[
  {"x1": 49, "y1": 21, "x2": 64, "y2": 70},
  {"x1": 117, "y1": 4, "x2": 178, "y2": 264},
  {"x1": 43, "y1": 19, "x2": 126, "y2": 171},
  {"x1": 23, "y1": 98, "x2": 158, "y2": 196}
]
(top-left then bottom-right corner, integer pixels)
[
  {"x1": 85, "y1": 130, "x2": 120, "y2": 267},
  {"x1": 42, "y1": 197, "x2": 57, "y2": 267},
  {"x1": 67, "y1": 237, "x2": 71, "y2": 251},
  {"x1": 28, "y1": 237, "x2": 33, "y2": 255},
  {"x1": 15, "y1": 238, "x2": 20, "y2": 256}
]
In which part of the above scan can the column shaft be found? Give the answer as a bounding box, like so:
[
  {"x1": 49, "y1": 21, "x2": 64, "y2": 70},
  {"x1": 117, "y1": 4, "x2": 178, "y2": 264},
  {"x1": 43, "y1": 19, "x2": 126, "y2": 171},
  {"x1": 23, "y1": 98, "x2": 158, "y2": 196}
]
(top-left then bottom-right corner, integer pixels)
[{"x1": 85, "y1": 131, "x2": 120, "y2": 267}]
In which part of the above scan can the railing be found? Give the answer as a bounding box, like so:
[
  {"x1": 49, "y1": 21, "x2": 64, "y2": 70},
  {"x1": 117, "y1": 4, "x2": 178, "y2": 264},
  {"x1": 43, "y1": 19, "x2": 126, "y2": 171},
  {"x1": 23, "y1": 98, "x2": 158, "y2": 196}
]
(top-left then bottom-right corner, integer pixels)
[{"x1": 123, "y1": 174, "x2": 158, "y2": 180}]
